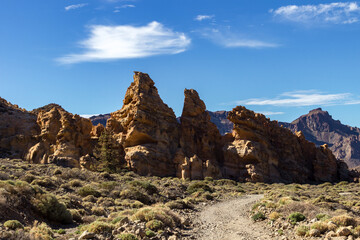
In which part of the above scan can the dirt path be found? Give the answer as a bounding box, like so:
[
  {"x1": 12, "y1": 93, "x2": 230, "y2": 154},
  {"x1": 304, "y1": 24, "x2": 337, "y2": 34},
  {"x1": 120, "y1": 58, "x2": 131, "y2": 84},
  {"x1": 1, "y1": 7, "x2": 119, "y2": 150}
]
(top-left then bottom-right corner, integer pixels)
[{"x1": 186, "y1": 195, "x2": 279, "y2": 240}]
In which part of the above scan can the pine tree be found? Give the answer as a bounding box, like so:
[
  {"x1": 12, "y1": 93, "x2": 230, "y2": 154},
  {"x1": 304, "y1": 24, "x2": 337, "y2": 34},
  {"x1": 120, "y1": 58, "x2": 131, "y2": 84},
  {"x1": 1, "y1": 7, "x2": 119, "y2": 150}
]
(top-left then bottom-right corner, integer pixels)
[{"x1": 95, "y1": 130, "x2": 122, "y2": 173}]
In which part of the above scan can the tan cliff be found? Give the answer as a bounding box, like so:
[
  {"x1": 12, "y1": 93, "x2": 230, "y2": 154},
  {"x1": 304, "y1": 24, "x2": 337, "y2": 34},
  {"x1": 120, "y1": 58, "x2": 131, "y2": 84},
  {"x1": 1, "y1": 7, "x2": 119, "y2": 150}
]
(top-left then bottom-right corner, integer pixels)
[
  {"x1": 106, "y1": 72, "x2": 180, "y2": 176},
  {"x1": 0, "y1": 97, "x2": 39, "y2": 158},
  {"x1": 222, "y1": 106, "x2": 346, "y2": 183},
  {"x1": 25, "y1": 104, "x2": 94, "y2": 168},
  {"x1": 175, "y1": 89, "x2": 223, "y2": 180}
]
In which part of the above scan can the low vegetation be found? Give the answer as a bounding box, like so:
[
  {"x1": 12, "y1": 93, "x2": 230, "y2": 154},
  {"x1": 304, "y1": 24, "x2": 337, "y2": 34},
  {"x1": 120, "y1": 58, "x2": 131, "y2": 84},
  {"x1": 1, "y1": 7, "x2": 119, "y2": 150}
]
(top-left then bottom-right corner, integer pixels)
[{"x1": 1, "y1": 158, "x2": 360, "y2": 239}]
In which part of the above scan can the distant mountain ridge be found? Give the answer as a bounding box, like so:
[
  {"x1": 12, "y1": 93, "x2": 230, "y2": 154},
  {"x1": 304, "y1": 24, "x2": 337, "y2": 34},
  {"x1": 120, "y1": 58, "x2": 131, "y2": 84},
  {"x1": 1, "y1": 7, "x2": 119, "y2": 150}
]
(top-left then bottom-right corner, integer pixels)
[{"x1": 280, "y1": 108, "x2": 360, "y2": 168}]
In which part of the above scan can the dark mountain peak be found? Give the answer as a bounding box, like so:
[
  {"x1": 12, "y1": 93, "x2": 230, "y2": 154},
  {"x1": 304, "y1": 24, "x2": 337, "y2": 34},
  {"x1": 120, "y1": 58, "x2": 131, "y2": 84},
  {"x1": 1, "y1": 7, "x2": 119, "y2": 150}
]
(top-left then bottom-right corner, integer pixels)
[{"x1": 282, "y1": 108, "x2": 360, "y2": 168}]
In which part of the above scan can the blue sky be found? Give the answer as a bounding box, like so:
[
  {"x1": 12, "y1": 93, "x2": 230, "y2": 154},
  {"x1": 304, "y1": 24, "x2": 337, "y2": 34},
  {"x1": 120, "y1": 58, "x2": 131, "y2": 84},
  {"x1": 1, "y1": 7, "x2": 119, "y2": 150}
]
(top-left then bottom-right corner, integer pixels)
[{"x1": 1, "y1": 0, "x2": 360, "y2": 127}]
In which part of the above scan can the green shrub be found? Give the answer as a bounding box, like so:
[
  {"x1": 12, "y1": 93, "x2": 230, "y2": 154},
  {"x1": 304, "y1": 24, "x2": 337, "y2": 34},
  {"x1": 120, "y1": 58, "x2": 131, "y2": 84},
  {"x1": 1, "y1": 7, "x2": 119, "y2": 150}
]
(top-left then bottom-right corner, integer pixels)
[
  {"x1": 146, "y1": 219, "x2": 164, "y2": 231},
  {"x1": 131, "y1": 207, "x2": 180, "y2": 228},
  {"x1": 311, "y1": 222, "x2": 328, "y2": 233},
  {"x1": 4, "y1": 220, "x2": 23, "y2": 230},
  {"x1": 29, "y1": 221, "x2": 54, "y2": 240},
  {"x1": 187, "y1": 182, "x2": 213, "y2": 194},
  {"x1": 288, "y1": 212, "x2": 306, "y2": 225},
  {"x1": 296, "y1": 225, "x2": 309, "y2": 236},
  {"x1": 330, "y1": 215, "x2": 357, "y2": 227},
  {"x1": 130, "y1": 180, "x2": 158, "y2": 195},
  {"x1": 120, "y1": 189, "x2": 151, "y2": 204},
  {"x1": 251, "y1": 212, "x2": 266, "y2": 221},
  {"x1": 117, "y1": 233, "x2": 138, "y2": 240},
  {"x1": 77, "y1": 185, "x2": 101, "y2": 197},
  {"x1": 32, "y1": 193, "x2": 72, "y2": 224},
  {"x1": 165, "y1": 200, "x2": 193, "y2": 210},
  {"x1": 316, "y1": 213, "x2": 330, "y2": 221},
  {"x1": 145, "y1": 230, "x2": 156, "y2": 237},
  {"x1": 86, "y1": 221, "x2": 114, "y2": 234}
]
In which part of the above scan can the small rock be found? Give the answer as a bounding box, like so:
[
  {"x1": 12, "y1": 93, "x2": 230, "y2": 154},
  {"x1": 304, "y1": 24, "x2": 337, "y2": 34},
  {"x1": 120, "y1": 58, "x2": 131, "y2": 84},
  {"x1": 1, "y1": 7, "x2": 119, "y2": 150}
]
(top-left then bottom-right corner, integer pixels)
[
  {"x1": 328, "y1": 221, "x2": 338, "y2": 231},
  {"x1": 168, "y1": 236, "x2": 179, "y2": 240},
  {"x1": 309, "y1": 229, "x2": 321, "y2": 237},
  {"x1": 337, "y1": 227, "x2": 351, "y2": 236},
  {"x1": 78, "y1": 230, "x2": 96, "y2": 240},
  {"x1": 325, "y1": 230, "x2": 336, "y2": 238},
  {"x1": 119, "y1": 217, "x2": 129, "y2": 225}
]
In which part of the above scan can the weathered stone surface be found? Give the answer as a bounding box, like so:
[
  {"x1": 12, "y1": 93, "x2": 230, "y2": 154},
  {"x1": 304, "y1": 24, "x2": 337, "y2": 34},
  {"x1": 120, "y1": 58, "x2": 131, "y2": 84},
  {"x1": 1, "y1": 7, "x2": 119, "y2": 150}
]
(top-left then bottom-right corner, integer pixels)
[
  {"x1": 25, "y1": 105, "x2": 94, "y2": 167},
  {"x1": 175, "y1": 89, "x2": 223, "y2": 180},
  {"x1": 223, "y1": 106, "x2": 349, "y2": 183},
  {"x1": 91, "y1": 123, "x2": 105, "y2": 138},
  {"x1": 106, "y1": 72, "x2": 179, "y2": 176},
  {"x1": 0, "y1": 97, "x2": 39, "y2": 158}
]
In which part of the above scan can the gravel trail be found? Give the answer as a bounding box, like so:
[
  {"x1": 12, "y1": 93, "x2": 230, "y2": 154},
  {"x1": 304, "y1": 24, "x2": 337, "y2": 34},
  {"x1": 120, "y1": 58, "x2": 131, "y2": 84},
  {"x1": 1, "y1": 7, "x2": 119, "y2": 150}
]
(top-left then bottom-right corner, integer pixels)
[{"x1": 186, "y1": 194, "x2": 279, "y2": 240}]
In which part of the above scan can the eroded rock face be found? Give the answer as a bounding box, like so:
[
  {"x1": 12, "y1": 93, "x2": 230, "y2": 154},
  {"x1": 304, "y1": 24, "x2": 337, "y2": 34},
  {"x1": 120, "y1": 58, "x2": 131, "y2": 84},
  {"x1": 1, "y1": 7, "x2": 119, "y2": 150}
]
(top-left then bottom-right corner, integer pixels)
[
  {"x1": 107, "y1": 72, "x2": 179, "y2": 176},
  {"x1": 25, "y1": 105, "x2": 94, "y2": 167},
  {"x1": 176, "y1": 89, "x2": 223, "y2": 179},
  {"x1": 0, "y1": 97, "x2": 39, "y2": 158},
  {"x1": 223, "y1": 106, "x2": 347, "y2": 183}
]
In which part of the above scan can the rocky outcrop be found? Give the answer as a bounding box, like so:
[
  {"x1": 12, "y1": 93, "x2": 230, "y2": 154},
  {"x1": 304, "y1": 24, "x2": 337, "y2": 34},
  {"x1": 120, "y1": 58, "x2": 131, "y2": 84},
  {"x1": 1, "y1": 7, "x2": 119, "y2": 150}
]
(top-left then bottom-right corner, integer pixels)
[
  {"x1": 222, "y1": 106, "x2": 350, "y2": 183},
  {"x1": 106, "y1": 72, "x2": 179, "y2": 176},
  {"x1": 281, "y1": 108, "x2": 360, "y2": 168},
  {"x1": 175, "y1": 89, "x2": 223, "y2": 180},
  {"x1": 0, "y1": 97, "x2": 39, "y2": 158},
  {"x1": 25, "y1": 105, "x2": 94, "y2": 168}
]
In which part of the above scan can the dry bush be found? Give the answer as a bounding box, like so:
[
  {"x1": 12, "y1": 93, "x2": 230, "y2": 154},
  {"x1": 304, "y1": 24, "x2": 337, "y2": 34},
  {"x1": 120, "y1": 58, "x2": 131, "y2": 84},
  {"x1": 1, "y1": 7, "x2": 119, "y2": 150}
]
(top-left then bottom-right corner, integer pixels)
[
  {"x1": 330, "y1": 215, "x2": 357, "y2": 227},
  {"x1": 280, "y1": 202, "x2": 319, "y2": 219},
  {"x1": 131, "y1": 207, "x2": 180, "y2": 228}
]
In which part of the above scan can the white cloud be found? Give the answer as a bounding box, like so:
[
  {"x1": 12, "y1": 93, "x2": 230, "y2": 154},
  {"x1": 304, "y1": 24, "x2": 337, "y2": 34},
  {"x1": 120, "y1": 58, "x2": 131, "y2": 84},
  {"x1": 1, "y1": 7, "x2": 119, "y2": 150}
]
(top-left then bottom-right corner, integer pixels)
[
  {"x1": 271, "y1": 2, "x2": 360, "y2": 24},
  {"x1": 195, "y1": 15, "x2": 215, "y2": 21},
  {"x1": 57, "y1": 21, "x2": 191, "y2": 64},
  {"x1": 235, "y1": 90, "x2": 360, "y2": 107},
  {"x1": 258, "y1": 111, "x2": 285, "y2": 116},
  {"x1": 80, "y1": 114, "x2": 96, "y2": 118},
  {"x1": 114, "y1": 4, "x2": 135, "y2": 12},
  {"x1": 65, "y1": 3, "x2": 88, "y2": 11},
  {"x1": 200, "y1": 28, "x2": 278, "y2": 48}
]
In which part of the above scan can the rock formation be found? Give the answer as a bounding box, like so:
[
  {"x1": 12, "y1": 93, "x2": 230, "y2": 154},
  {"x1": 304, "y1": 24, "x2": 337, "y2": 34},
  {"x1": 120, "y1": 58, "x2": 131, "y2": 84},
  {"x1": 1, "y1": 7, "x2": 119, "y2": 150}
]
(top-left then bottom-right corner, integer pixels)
[
  {"x1": 1, "y1": 72, "x2": 356, "y2": 183},
  {"x1": 25, "y1": 105, "x2": 94, "y2": 168},
  {"x1": 281, "y1": 108, "x2": 360, "y2": 168},
  {"x1": 0, "y1": 97, "x2": 39, "y2": 158},
  {"x1": 175, "y1": 89, "x2": 223, "y2": 180},
  {"x1": 106, "y1": 72, "x2": 179, "y2": 176},
  {"x1": 223, "y1": 106, "x2": 349, "y2": 183}
]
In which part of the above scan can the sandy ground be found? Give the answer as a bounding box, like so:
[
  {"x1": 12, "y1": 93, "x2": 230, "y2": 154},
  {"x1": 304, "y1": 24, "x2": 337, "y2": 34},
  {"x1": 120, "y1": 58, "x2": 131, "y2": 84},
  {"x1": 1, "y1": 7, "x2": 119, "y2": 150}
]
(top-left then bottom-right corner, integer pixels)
[{"x1": 184, "y1": 195, "x2": 280, "y2": 240}]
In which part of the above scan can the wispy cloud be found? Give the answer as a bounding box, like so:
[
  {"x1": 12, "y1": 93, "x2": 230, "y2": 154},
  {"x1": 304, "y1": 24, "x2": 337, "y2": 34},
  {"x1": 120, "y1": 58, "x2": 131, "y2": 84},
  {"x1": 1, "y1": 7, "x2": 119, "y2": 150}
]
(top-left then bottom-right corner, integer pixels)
[
  {"x1": 258, "y1": 111, "x2": 285, "y2": 116},
  {"x1": 234, "y1": 90, "x2": 360, "y2": 107},
  {"x1": 195, "y1": 15, "x2": 215, "y2": 21},
  {"x1": 200, "y1": 28, "x2": 279, "y2": 48},
  {"x1": 57, "y1": 21, "x2": 191, "y2": 64},
  {"x1": 65, "y1": 3, "x2": 88, "y2": 11},
  {"x1": 271, "y1": 2, "x2": 360, "y2": 24},
  {"x1": 114, "y1": 4, "x2": 135, "y2": 12}
]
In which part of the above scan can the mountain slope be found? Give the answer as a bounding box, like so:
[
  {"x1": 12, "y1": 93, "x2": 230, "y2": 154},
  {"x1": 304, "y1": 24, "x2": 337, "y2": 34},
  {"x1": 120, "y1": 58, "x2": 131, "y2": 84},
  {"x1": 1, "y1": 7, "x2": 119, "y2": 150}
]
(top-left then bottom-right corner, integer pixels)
[{"x1": 281, "y1": 108, "x2": 360, "y2": 168}]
